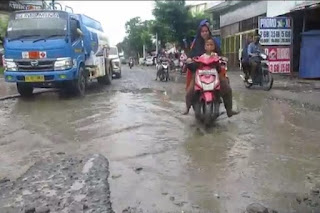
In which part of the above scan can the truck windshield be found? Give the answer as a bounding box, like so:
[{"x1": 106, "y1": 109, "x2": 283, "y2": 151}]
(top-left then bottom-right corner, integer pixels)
[
  {"x1": 109, "y1": 47, "x2": 118, "y2": 55},
  {"x1": 6, "y1": 11, "x2": 68, "y2": 40}
]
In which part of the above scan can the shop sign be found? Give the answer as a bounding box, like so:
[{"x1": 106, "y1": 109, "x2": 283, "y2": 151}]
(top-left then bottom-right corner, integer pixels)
[
  {"x1": 264, "y1": 47, "x2": 291, "y2": 73},
  {"x1": 259, "y1": 17, "x2": 292, "y2": 46}
]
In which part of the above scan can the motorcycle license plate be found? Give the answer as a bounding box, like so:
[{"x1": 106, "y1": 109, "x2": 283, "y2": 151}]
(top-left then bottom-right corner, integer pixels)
[{"x1": 25, "y1": 75, "x2": 45, "y2": 82}]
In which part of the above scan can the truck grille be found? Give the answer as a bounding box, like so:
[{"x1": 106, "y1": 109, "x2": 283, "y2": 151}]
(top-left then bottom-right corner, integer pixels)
[{"x1": 16, "y1": 59, "x2": 55, "y2": 72}]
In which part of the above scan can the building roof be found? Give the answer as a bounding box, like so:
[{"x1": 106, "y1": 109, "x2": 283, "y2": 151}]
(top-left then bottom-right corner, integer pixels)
[
  {"x1": 291, "y1": 1, "x2": 320, "y2": 12},
  {"x1": 205, "y1": 1, "x2": 242, "y2": 13}
]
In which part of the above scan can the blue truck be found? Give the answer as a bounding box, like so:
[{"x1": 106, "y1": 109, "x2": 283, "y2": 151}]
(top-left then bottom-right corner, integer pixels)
[{"x1": 1, "y1": 7, "x2": 112, "y2": 97}]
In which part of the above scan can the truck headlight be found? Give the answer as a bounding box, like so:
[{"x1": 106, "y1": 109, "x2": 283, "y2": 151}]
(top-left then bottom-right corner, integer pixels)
[
  {"x1": 112, "y1": 59, "x2": 120, "y2": 69},
  {"x1": 54, "y1": 57, "x2": 73, "y2": 71},
  {"x1": 5, "y1": 59, "x2": 17, "y2": 71}
]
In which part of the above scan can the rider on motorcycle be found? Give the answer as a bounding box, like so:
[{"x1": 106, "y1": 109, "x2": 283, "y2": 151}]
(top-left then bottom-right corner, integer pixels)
[
  {"x1": 183, "y1": 20, "x2": 239, "y2": 117},
  {"x1": 129, "y1": 57, "x2": 134, "y2": 65},
  {"x1": 241, "y1": 35, "x2": 253, "y2": 80},
  {"x1": 248, "y1": 35, "x2": 263, "y2": 83},
  {"x1": 155, "y1": 56, "x2": 170, "y2": 81}
]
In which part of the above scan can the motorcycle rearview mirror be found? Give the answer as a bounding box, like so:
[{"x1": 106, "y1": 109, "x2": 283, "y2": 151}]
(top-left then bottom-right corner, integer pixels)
[{"x1": 260, "y1": 53, "x2": 267, "y2": 60}]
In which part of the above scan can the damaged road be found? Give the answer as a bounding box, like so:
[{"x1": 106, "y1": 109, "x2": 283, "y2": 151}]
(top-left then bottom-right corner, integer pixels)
[
  {"x1": 0, "y1": 66, "x2": 320, "y2": 212},
  {"x1": 0, "y1": 154, "x2": 113, "y2": 213}
]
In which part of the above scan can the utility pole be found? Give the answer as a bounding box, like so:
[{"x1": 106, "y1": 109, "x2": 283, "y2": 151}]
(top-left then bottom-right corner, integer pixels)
[
  {"x1": 143, "y1": 44, "x2": 146, "y2": 59},
  {"x1": 51, "y1": 0, "x2": 55, "y2": 10},
  {"x1": 155, "y1": 32, "x2": 158, "y2": 55}
]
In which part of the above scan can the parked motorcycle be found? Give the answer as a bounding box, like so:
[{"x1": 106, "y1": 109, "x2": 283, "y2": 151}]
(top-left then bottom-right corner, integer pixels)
[
  {"x1": 240, "y1": 51, "x2": 273, "y2": 91},
  {"x1": 157, "y1": 61, "x2": 170, "y2": 82},
  {"x1": 191, "y1": 55, "x2": 222, "y2": 126}
]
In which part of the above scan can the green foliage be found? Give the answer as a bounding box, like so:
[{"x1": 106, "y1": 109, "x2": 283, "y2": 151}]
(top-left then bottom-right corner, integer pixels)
[
  {"x1": 0, "y1": 16, "x2": 8, "y2": 47},
  {"x1": 0, "y1": 67, "x2": 4, "y2": 75},
  {"x1": 0, "y1": 17, "x2": 8, "y2": 37},
  {"x1": 117, "y1": 17, "x2": 153, "y2": 58},
  {"x1": 152, "y1": 0, "x2": 189, "y2": 46},
  {"x1": 118, "y1": 1, "x2": 211, "y2": 56}
]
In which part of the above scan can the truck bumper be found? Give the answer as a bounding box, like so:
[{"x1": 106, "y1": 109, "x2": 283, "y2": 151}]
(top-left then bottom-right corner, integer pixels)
[
  {"x1": 112, "y1": 67, "x2": 121, "y2": 73},
  {"x1": 4, "y1": 68, "x2": 77, "y2": 88}
]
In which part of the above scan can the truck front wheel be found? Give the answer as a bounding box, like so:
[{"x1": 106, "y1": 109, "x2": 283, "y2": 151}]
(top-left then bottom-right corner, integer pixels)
[
  {"x1": 97, "y1": 63, "x2": 112, "y2": 85},
  {"x1": 73, "y1": 66, "x2": 87, "y2": 96},
  {"x1": 17, "y1": 83, "x2": 34, "y2": 97}
]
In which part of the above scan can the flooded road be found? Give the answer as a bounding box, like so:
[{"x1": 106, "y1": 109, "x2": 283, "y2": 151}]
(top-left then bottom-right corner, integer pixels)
[{"x1": 0, "y1": 66, "x2": 320, "y2": 212}]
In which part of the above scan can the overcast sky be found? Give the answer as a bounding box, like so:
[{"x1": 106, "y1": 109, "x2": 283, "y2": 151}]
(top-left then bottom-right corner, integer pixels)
[{"x1": 58, "y1": 1, "x2": 212, "y2": 46}]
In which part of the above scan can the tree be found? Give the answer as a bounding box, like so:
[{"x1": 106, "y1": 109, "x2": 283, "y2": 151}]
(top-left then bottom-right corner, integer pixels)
[
  {"x1": 152, "y1": 0, "x2": 189, "y2": 46},
  {"x1": 118, "y1": 1, "x2": 211, "y2": 57},
  {"x1": 121, "y1": 17, "x2": 153, "y2": 58},
  {"x1": 150, "y1": 20, "x2": 170, "y2": 48},
  {"x1": 0, "y1": 15, "x2": 8, "y2": 46}
]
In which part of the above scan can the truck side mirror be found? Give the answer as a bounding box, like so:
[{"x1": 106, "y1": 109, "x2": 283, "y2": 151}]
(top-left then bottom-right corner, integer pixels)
[{"x1": 76, "y1": 28, "x2": 83, "y2": 37}]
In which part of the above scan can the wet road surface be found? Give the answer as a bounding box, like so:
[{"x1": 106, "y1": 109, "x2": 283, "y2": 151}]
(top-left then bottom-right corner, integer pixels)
[{"x1": 0, "y1": 65, "x2": 320, "y2": 212}]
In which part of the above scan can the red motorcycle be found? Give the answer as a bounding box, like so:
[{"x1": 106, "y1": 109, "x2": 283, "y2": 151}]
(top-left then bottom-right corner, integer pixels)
[{"x1": 192, "y1": 54, "x2": 223, "y2": 126}]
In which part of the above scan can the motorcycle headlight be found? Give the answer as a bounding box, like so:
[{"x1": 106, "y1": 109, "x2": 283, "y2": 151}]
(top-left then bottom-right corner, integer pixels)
[
  {"x1": 4, "y1": 59, "x2": 18, "y2": 71},
  {"x1": 260, "y1": 53, "x2": 267, "y2": 60},
  {"x1": 54, "y1": 57, "x2": 73, "y2": 71}
]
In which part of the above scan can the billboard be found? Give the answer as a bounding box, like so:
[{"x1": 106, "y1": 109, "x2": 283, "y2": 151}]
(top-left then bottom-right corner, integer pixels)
[
  {"x1": 259, "y1": 17, "x2": 292, "y2": 46},
  {"x1": 259, "y1": 17, "x2": 292, "y2": 73}
]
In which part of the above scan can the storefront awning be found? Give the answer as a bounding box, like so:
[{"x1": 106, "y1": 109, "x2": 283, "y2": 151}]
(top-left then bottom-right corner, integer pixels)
[{"x1": 291, "y1": 2, "x2": 320, "y2": 12}]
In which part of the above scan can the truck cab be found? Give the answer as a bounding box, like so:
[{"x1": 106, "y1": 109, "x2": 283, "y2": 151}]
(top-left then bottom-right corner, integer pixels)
[
  {"x1": 2, "y1": 9, "x2": 111, "y2": 97},
  {"x1": 109, "y1": 46, "x2": 121, "y2": 78}
]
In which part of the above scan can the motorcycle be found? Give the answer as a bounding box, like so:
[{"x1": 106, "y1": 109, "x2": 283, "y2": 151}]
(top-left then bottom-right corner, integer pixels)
[
  {"x1": 191, "y1": 54, "x2": 222, "y2": 126},
  {"x1": 157, "y1": 61, "x2": 170, "y2": 82},
  {"x1": 240, "y1": 51, "x2": 273, "y2": 91},
  {"x1": 129, "y1": 60, "x2": 134, "y2": 69},
  {"x1": 173, "y1": 59, "x2": 180, "y2": 68}
]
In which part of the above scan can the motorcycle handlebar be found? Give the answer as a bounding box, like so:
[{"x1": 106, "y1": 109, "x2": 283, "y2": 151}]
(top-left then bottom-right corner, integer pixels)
[{"x1": 187, "y1": 56, "x2": 228, "y2": 64}]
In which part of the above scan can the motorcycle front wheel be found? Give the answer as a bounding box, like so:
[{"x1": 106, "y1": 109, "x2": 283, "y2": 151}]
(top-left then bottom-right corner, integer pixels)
[
  {"x1": 203, "y1": 102, "x2": 213, "y2": 127},
  {"x1": 262, "y1": 70, "x2": 274, "y2": 91},
  {"x1": 159, "y1": 72, "x2": 165, "y2": 81},
  {"x1": 244, "y1": 80, "x2": 253, "y2": 88}
]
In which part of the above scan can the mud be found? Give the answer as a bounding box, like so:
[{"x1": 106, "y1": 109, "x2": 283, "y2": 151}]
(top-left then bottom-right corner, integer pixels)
[
  {"x1": 0, "y1": 154, "x2": 113, "y2": 213},
  {"x1": 0, "y1": 67, "x2": 320, "y2": 212}
]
